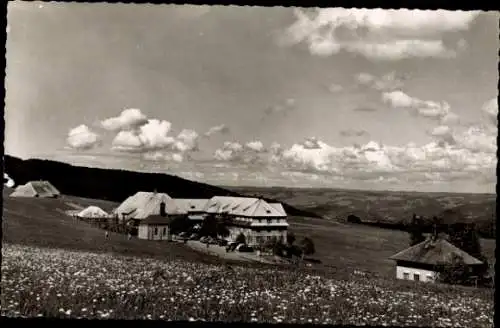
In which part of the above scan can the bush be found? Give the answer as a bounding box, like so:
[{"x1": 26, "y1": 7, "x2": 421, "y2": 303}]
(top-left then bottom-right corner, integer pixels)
[{"x1": 235, "y1": 233, "x2": 246, "y2": 245}]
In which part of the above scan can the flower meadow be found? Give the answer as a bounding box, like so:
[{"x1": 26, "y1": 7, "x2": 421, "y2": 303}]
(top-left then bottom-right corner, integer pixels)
[{"x1": 1, "y1": 244, "x2": 494, "y2": 327}]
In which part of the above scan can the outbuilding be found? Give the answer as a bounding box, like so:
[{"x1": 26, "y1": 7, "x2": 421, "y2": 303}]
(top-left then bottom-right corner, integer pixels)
[{"x1": 138, "y1": 215, "x2": 172, "y2": 241}]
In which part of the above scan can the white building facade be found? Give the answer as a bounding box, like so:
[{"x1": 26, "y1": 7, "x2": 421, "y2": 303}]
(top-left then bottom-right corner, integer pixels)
[
  {"x1": 204, "y1": 196, "x2": 289, "y2": 247},
  {"x1": 396, "y1": 265, "x2": 437, "y2": 282}
]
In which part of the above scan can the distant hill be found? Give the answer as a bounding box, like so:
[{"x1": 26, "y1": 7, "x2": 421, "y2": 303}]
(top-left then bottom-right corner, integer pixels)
[
  {"x1": 2, "y1": 155, "x2": 320, "y2": 218},
  {"x1": 227, "y1": 185, "x2": 496, "y2": 239}
]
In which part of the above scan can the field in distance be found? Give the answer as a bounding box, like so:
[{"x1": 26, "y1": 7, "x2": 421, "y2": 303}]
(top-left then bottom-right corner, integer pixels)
[{"x1": 227, "y1": 186, "x2": 496, "y2": 238}]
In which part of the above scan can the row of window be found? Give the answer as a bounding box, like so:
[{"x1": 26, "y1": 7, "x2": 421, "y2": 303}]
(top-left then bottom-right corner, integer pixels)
[
  {"x1": 402, "y1": 272, "x2": 433, "y2": 281},
  {"x1": 154, "y1": 227, "x2": 168, "y2": 236}
]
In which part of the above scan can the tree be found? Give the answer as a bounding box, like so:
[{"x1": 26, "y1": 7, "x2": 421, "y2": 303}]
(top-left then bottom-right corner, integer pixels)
[
  {"x1": 299, "y1": 237, "x2": 315, "y2": 257},
  {"x1": 169, "y1": 215, "x2": 193, "y2": 235},
  {"x1": 436, "y1": 253, "x2": 468, "y2": 285},
  {"x1": 286, "y1": 232, "x2": 296, "y2": 245},
  {"x1": 199, "y1": 215, "x2": 218, "y2": 238},
  {"x1": 235, "y1": 233, "x2": 246, "y2": 245},
  {"x1": 408, "y1": 214, "x2": 426, "y2": 246}
]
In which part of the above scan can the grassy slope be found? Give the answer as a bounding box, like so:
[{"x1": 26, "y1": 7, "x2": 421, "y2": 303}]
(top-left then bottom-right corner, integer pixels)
[
  {"x1": 1, "y1": 189, "x2": 225, "y2": 265},
  {"x1": 2, "y1": 188, "x2": 495, "y2": 279},
  {"x1": 288, "y1": 216, "x2": 496, "y2": 278}
]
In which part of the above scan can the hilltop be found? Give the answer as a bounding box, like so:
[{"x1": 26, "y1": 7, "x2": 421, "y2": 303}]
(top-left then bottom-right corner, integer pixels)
[{"x1": 3, "y1": 155, "x2": 319, "y2": 218}]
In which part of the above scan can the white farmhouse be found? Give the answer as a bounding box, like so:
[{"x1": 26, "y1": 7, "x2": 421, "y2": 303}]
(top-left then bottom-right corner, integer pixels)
[
  {"x1": 389, "y1": 237, "x2": 484, "y2": 283},
  {"x1": 203, "y1": 196, "x2": 288, "y2": 246}
]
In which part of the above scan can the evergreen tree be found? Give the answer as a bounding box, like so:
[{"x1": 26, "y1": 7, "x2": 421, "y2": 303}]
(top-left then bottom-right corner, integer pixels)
[
  {"x1": 299, "y1": 237, "x2": 316, "y2": 257},
  {"x1": 408, "y1": 214, "x2": 426, "y2": 246},
  {"x1": 286, "y1": 232, "x2": 296, "y2": 245}
]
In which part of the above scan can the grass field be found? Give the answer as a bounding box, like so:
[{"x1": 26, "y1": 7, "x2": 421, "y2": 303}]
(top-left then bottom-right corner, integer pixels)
[
  {"x1": 1, "y1": 188, "x2": 495, "y2": 324},
  {"x1": 227, "y1": 186, "x2": 496, "y2": 236},
  {"x1": 1, "y1": 244, "x2": 494, "y2": 325}
]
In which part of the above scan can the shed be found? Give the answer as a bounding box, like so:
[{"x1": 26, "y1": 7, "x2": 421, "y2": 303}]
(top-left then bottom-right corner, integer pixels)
[{"x1": 138, "y1": 215, "x2": 173, "y2": 241}]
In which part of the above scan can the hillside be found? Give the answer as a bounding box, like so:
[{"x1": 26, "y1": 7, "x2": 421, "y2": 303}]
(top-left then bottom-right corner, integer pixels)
[
  {"x1": 3, "y1": 155, "x2": 319, "y2": 218},
  {"x1": 227, "y1": 186, "x2": 497, "y2": 238},
  {"x1": 1, "y1": 188, "x2": 228, "y2": 264}
]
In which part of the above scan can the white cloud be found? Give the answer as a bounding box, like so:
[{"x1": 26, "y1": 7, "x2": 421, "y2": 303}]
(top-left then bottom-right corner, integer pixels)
[
  {"x1": 143, "y1": 151, "x2": 184, "y2": 163},
  {"x1": 429, "y1": 125, "x2": 455, "y2": 144},
  {"x1": 214, "y1": 140, "x2": 269, "y2": 163},
  {"x1": 280, "y1": 8, "x2": 479, "y2": 60},
  {"x1": 440, "y1": 112, "x2": 461, "y2": 125},
  {"x1": 204, "y1": 124, "x2": 230, "y2": 137},
  {"x1": 382, "y1": 90, "x2": 450, "y2": 120},
  {"x1": 245, "y1": 141, "x2": 266, "y2": 152},
  {"x1": 356, "y1": 71, "x2": 406, "y2": 91},
  {"x1": 211, "y1": 132, "x2": 495, "y2": 187},
  {"x1": 174, "y1": 129, "x2": 199, "y2": 152},
  {"x1": 111, "y1": 119, "x2": 175, "y2": 152},
  {"x1": 100, "y1": 108, "x2": 148, "y2": 131},
  {"x1": 66, "y1": 124, "x2": 101, "y2": 150},
  {"x1": 482, "y1": 97, "x2": 498, "y2": 125}
]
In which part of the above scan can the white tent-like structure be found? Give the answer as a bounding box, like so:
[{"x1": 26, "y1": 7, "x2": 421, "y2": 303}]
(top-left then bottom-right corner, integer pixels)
[
  {"x1": 76, "y1": 206, "x2": 110, "y2": 218},
  {"x1": 10, "y1": 180, "x2": 60, "y2": 198}
]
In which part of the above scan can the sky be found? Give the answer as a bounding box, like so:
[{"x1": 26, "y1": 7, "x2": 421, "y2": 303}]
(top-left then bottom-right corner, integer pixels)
[{"x1": 5, "y1": 3, "x2": 499, "y2": 193}]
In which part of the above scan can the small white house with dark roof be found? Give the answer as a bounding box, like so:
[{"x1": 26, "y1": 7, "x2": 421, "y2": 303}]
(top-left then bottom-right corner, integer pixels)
[
  {"x1": 138, "y1": 215, "x2": 172, "y2": 241},
  {"x1": 204, "y1": 196, "x2": 289, "y2": 246},
  {"x1": 389, "y1": 236, "x2": 484, "y2": 283}
]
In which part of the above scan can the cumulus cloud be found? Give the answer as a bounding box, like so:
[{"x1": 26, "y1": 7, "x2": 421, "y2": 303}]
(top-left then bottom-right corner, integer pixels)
[
  {"x1": 440, "y1": 112, "x2": 461, "y2": 125},
  {"x1": 143, "y1": 151, "x2": 184, "y2": 163},
  {"x1": 214, "y1": 140, "x2": 269, "y2": 163},
  {"x1": 356, "y1": 71, "x2": 406, "y2": 91},
  {"x1": 204, "y1": 124, "x2": 231, "y2": 137},
  {"x1": 382, "y1": 90, "x2": 452, "y2": 120},
  {"x1": 279, "y1": 8, "x2": 479, "y2": 60},
  {"x1": 111, "y1": 119, "x2": 176, "y2": 152},
  {"x1": 278, "y1": 137, "x2": 494, "y2": 185},
  {"x1": 429, "y1": 125, "x2": 455, "y2": 144},
  {"x1": 100, "y1": 108, "x2": 148, "y2": 131},
  {"x1": 482, "y1": 98, "x2": 498, "y2": 125},
  {"x1": 340, "y1": 129, "x2": 369, "y2": 137},
  {"x1": 174, "y1": 129, "x2": 199, "y2": 152},
  {"x1": 245, "y1": 141, "x2": 266, "y2": 152},
  {"x1": 66, "y1": 124, "x2": 101, "y2": 150}
]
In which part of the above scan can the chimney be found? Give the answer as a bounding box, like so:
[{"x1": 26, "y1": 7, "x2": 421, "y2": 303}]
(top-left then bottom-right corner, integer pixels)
[{"x1": 160, "y1": 202, "x2": 167, "y2": 217}]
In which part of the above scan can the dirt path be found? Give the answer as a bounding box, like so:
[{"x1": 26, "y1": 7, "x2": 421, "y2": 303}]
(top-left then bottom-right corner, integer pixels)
[{"x1": 180, "y1": 239, "x2": 274, "y2": 264}]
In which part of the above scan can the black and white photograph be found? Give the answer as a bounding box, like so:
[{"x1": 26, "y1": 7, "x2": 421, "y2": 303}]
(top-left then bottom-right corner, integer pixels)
[{"x1": 2, "y1": 2, "x2": 497, "y2": 326}]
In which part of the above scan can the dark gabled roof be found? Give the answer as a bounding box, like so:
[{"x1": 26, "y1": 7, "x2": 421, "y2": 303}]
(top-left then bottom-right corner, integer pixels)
[
  {"x1": 139, "y1": 215, "x2": 172, "y2": 226},
  {"x1": 389, "y1": 238, "x2": 483, "y2": 266}
]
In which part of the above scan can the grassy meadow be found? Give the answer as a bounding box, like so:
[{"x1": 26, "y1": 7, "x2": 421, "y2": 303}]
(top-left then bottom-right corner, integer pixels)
[
  {"x1": 1, "y1": 187, "x2": 495, "y2": 325},
  {"x1": 228, "y1": 186, "x2": 496, "y2": 236}
]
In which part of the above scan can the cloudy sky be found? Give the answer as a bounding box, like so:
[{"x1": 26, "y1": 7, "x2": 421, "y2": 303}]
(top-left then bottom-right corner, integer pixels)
[{"x1": 5, "y1": 3, "x2": 498, "y2": 193}]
